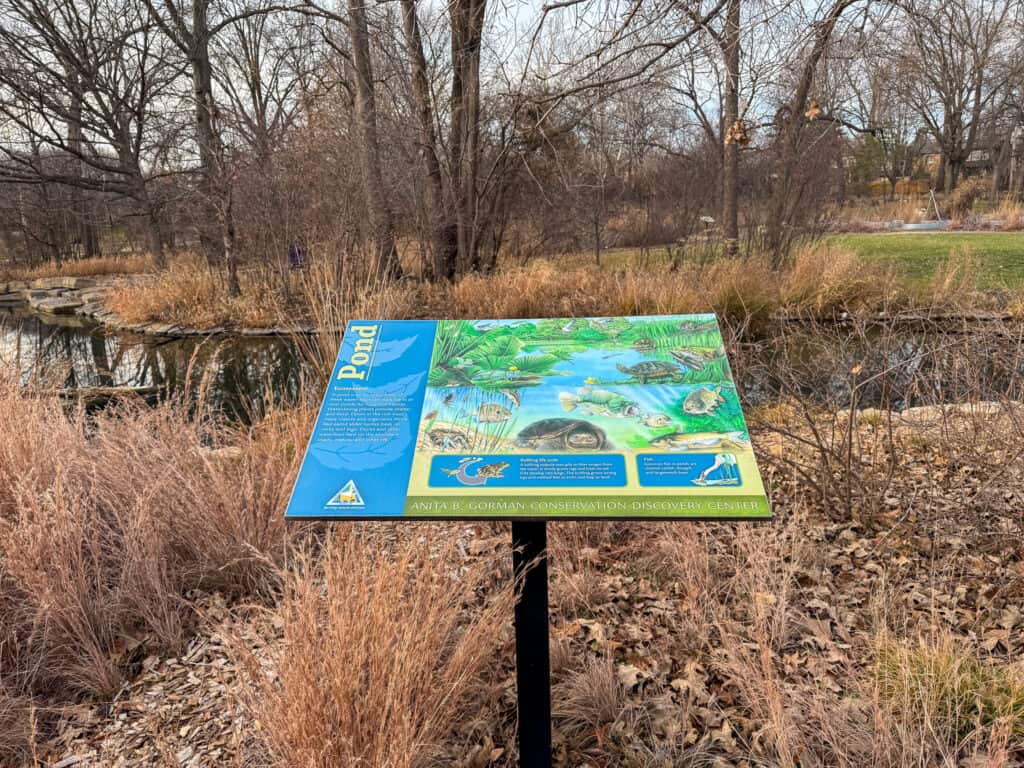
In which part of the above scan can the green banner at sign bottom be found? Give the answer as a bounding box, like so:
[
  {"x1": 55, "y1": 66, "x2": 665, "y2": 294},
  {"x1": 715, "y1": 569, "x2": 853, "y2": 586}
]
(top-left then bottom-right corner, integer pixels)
[{"x1": 404, "y1": 495, "x2": 771, "y2": 518}]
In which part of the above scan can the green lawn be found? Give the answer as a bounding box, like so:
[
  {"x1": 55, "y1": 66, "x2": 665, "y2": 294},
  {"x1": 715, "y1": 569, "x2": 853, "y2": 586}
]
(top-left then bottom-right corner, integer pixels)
[
  {"x1": 544, "y1": 231, "x2": 1024, "y2": 289},
  {"x1": 828, "y1": 232, "x2": 1024, "y2": 287}
]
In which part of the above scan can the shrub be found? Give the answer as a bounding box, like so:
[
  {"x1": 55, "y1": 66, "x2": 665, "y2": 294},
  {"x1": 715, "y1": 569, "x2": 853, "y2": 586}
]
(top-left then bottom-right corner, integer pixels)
[{"x1": 947, "y1": 176, "x2": 989, "y2": 219}]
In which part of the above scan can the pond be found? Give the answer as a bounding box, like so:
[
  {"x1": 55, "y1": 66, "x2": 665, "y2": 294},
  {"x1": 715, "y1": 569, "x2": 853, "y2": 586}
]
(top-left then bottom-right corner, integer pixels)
[
  {"x1": 2, "y1": 309, "x2": 1022, "y2": 419},
  {"x1": 0, "y1": 308, "x2": 309, "y2": 422}
]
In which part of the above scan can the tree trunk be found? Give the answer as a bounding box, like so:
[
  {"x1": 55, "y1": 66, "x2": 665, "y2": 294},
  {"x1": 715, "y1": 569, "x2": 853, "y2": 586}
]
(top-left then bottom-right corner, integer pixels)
[
  {"x1": 401, "y1": 0, "x2": 457, "y2": 281},
  {"x1": 190, "y1": 0, "x2": 240, "y2": 293},
  {"x1": 992, "y1": 135, "x2": 1010, "y2": 196},
  {"x1": 66, "y1": 72, "x2": 100, "y2": 259},
  {"x1": 223, "y1": 186, "x2": 240, "y2": 296},
  {"x1": 349, "y1": 0, "x2": 401, "y2": 280},
  {"x1": 140, "y1": 186, "x2": 167, "y2": 270},
  {"x1": 190, "y1": 3, "x2": 222, "y2": 265},
  {"x1": 765, "y1": 0, "x2": 856, "y2": 266},
  {"x1": 450, "y1": 0, "x2": 486, "y2": 272},
  {"x1": 721, "y1": 0, "x2": 740, "y2": 256}
]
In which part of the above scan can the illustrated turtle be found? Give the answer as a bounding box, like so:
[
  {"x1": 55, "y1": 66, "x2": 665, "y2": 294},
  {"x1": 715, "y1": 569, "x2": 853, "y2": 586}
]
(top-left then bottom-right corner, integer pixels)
[
  {"x1": 616, "y1": 360, "x2": 682, "y2": 384},
  {"x1": 633, "y1": 338, "x2": 656, "y2": 352},
  {"x1": 515, "y1": 418, "x2": 608, "y2": 451}
]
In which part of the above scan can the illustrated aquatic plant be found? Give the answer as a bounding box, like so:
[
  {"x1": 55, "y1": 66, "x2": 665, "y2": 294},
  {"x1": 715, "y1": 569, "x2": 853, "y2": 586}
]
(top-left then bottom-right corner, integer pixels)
[{"x1": 429, "y1": 321, "x2": 562, "y2": 392}]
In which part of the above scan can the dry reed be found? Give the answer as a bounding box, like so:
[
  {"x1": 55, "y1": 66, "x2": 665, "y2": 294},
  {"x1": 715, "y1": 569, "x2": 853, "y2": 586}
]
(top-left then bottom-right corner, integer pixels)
[
  {"x1": 0, "y1": 254, "x2": 152, "y2": 282},
  {"x1": 99, "y1": 240, "x2": 1010, "y2": 336}
]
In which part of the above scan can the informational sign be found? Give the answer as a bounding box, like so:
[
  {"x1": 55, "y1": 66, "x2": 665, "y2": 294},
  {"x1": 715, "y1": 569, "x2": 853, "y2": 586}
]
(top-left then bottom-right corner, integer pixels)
[{"x1": 286, "y1": 315, "x2": 770, "y2": 519}]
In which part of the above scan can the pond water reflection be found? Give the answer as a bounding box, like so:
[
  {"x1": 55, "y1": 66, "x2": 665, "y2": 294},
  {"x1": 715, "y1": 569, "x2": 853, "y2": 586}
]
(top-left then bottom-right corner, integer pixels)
[
  {"x1": 0, "y1": 308, "x2": 309, "y2": 421},
  {"x1": 2, "y1": 309, "x2": 1022, "y2": 420}
]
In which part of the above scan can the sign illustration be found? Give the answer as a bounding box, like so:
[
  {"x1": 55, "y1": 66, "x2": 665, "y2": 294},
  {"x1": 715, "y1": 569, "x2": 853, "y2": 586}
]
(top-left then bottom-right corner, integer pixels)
[{"x1": 286, "y1": 315, "x2": 771, "y2": 519}]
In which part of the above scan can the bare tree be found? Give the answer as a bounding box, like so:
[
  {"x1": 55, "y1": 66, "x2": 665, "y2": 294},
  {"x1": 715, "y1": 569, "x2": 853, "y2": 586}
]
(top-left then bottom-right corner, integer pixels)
[
  {"x1": 902, "y1": 0, "x2": 1014, "y2": 191},
  {"x1": 833, "y1": 28, "x2": 923, "y2": 197},
  {"x1": 347, "y1": 0, "x2": 400, "y2": 278},
  {"x1": 765, "y1": 0, "x2": 865, "y2": 261},
  {"x1": 0, "y1": 0, "x2": 180, "y2": 267},
  {"x1": 400, "y1": 0, "x2": 457, "y2": 279},
  {"x1": 140, "y1": 0, "x2": 282, "y2": 293}
]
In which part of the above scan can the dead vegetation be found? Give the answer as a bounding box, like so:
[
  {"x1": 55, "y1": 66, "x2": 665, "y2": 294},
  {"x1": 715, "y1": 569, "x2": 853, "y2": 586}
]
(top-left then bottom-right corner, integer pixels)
[
  {"x1": 0, "y1": 316, "x2": 1022, "y2": 766},
  {"x1": 96, "y1": 243, "x2": 1010, "y2": 334},
  {"x1": 0, "y1": 376, "x2": 309, "y2": 759},
  {"x1": 0, "y1": 254, "x2": 153, "y2": 283},
  {"x1": 236, "y1": 528, "x2": 515, "y2": 768}
]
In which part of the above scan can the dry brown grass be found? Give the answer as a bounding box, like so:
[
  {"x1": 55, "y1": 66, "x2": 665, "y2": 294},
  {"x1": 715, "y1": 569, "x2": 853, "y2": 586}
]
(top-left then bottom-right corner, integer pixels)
[
  {"x1": 238, "y1": 527, "x2": 514, "y2": 768},
  {"x1": 1, "y1": 254, "x2": 152, "y2": 282},
  {"x1": 826, "y1": 196, "x2": 931, "y2": 228},
  {"x1": 452, "y1": 248, "x2": 903, "y2": 323},
  {"x1": 636, "y1": 509, "x2": 1024, "y2": 766},
  {"x1": 0, "y1": 373, "x2": 305, "y2": 756},
  {"x1": 99, "y1": 240, "x2": 997, "y2": 334},
  {"x1": 295, "y1": 258, "x2": 427, "y2": 378},
  {"x1": 553, "y1": 655, "x2": 628, "y2": 745},
  {"x1": 781, "y1": 243, "x2": 902, "y2": 313},
  {"x1": 995, "y1": 197, "x2": 1024, "y2": 231},
  {"x1": 105, "y1": 253, "x2": 425, "y2": 334},
  {"x1": 105, "y1": 254, "x2": 287, "y2": 328}
]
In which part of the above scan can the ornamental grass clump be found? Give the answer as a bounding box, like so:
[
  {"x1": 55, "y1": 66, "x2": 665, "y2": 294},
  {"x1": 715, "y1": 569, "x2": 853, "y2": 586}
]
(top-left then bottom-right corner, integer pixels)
[
  {"x1": 0, "y1": 374, "x2": 304, "y2": 743},
  {"x1": 238, "y1": 527, "x2": 515, "y2": 768},
  {"x1": 873, "y1": 633, "x2": 1024, "y2": 749}
]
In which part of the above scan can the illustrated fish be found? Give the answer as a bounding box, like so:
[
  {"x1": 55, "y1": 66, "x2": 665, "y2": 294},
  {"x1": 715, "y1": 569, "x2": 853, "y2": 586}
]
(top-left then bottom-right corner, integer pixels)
[
  {"x1": 648, "y1": 430, "x2": 748, "y2": 452},
  {"x1": 504, "y1": 389, "x2": 521, "y2": 408},
  {"x1": 670, "y1": 349, "x2": 705, "y2": 371},
  {"x1": 559, "y1": 386, "x2": 640, "y2": 418},
  {"x1": 642, "y1": 413, "x2": 673, "y2": 428},
  {"x1": 683, "y1": 386, "x2": 726, "y2": 415},
  {"x1": 670, "y1": 346, "x2": 726, "y2": 371},
  {"x1": 423, "y1": 410, "x2": 438, "y2": 422},
  {"x1": 477, "y1": 403, "x2": 512, "y2": 423},
  {"x1": 443, "y1": 392, "x2": 455, "y2": 406}
]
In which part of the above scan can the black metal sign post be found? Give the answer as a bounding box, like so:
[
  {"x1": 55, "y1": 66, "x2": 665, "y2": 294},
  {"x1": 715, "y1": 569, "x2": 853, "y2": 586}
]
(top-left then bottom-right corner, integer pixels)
[{"x1": 511, "y1": 520, "x2": 553, "y2": 768}]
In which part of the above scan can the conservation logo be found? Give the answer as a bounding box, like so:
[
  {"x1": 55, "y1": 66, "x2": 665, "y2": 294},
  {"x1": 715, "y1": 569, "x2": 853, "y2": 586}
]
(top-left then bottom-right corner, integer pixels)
[{"x1": 326, "y1": 480, "x2": 364, "y2": 507}]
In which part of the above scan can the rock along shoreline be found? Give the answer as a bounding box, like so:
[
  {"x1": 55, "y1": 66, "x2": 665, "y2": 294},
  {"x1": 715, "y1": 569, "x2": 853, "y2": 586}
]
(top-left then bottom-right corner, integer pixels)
[{"x1": 0, "y1": 277, "x2": 320, "y2": 339}]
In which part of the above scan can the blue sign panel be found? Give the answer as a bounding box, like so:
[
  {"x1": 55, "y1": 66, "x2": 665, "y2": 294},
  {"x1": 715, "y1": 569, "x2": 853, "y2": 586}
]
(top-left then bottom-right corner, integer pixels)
[
  {"x1": 428, "y1": 454, "x2": 627, "y2": 488},
  {"x1": 286, "y1": 316, "x2": 771, "y2": 519},
  {"x1": 637, "y1": 453, "x2": 742, "y2": 487}
]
